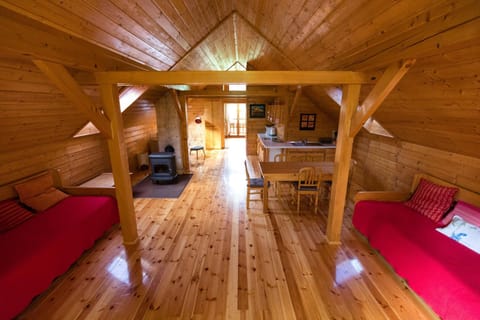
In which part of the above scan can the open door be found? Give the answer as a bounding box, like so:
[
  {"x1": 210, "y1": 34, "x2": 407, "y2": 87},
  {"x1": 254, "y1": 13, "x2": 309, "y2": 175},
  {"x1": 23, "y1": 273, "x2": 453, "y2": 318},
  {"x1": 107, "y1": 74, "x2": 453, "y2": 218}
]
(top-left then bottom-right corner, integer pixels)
[{"x1": 225, "y1": 103, "x2": 246, "y2": 137}]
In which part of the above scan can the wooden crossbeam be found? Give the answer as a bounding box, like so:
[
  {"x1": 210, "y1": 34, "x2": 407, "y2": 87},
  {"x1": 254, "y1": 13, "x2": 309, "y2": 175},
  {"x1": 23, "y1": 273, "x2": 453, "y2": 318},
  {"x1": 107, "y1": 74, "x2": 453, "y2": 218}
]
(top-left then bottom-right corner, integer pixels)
[
  {"x1": 289, "y1": 86, "x2": 302, "y2": 117},
  {"x1": 349, "y1": 59, "x2": 415, "y2": 137},
  {"x1": 170, "y1": 89, "x2": 185, "y2": 119},
  {"x1": 95, "y1": 71, "x2": 374, "y2": 86},
  {"x1": 179, "y1": 88, "x2": 288, "y2": 98},
  {"x1": 119, "y1": 85, "x2": 149, "y2": 112},
  {"x1": 33, "y1": 60, "x2": 112, "y2": 138}
]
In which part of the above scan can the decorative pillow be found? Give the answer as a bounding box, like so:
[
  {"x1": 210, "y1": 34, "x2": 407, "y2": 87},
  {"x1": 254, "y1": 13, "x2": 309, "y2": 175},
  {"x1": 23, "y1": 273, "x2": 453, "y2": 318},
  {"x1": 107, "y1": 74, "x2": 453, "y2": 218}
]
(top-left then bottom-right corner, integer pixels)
[
  {"x1": 14, "y1": 172, "x2": 54, "y2": 200},
  {"x1": 21, "y1": 187, "x2": 69, "y2": 212},
  {"x1": 436, "y1": 215, "x2": 480, "y2": 254},
  {"x1": 0, "y1": 199, "x2": 34, "y2": 233},
  {"x1": 439, "y1": 201, "x2": 480, "y2": 227},
  {"x1": 404, "y1": 178, "x2": 458, "y2": 222},
  {"x1": 14, "y1": 172, "x2": 69, "y2": 212}
]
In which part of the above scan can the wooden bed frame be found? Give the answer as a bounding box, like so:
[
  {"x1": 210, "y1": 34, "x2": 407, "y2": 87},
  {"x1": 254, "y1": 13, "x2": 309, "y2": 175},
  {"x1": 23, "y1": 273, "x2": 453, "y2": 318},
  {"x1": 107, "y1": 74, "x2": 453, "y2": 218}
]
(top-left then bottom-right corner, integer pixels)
[
  {"x1": 352, "y1": 173, "x2": 480, "y2": 320},
  {"x1": 354, "y1": 172, "x2": 480, "y2": 207},
  {"x1": 0, "y1": 169, "x2": 116, "y2": 201}
]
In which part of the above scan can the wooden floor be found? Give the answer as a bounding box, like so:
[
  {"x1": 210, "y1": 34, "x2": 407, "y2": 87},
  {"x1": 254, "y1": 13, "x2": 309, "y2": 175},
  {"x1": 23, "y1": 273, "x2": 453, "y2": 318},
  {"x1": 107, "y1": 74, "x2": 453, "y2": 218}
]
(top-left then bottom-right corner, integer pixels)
[{"x1": 20, "y1": 139, "x2": 436, "y2": 319}]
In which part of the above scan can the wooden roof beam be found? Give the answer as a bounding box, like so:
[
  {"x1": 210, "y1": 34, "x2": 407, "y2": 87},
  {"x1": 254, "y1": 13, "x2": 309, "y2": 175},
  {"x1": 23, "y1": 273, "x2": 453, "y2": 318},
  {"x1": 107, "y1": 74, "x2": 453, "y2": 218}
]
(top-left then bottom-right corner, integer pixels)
[
  {"x1": 349, "y1": 59, "x2": 416, "y2": 137},
  {"x1": 95, "y1": 71, "x2": 374, "y2": 86},
  {"x1": 33, "y1": 60, "x2": 112, "y2": 139}
]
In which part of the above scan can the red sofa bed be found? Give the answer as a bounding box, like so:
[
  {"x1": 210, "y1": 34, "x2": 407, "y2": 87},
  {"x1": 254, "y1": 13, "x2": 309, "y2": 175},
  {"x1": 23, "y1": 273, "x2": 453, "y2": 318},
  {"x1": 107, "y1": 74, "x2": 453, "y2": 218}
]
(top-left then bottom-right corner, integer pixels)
[
  {"x1": 0, "y1": 171, "x2": 119, "y2": 320},
  {"x1": 353, "y1": 174, "x2": 480, "y2": 320}
]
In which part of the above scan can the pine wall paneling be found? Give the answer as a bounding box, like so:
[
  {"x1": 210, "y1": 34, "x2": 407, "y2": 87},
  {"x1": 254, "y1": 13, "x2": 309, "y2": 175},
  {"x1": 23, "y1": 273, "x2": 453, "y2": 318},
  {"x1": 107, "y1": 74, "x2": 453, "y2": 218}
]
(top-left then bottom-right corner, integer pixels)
[
  {"x1": 246, "y1": 97, "x2": 272, "y2": 156},
  {"x1": 347, "y1": 131, "x2": 480, "y2": 211},
  {"x1": 187, "y1": 98, "x2": 208, "y2": 149},
  {"x1": 0, "y1": 56, "x2": 159, "y2": 189},
  {"x1": 204, "y1": 99, "x2": 225, "y2": 150},
  {"x1": 285, "y1": 94, "x2": 338, "y2": 142},
  {"x1": 122, "y1": 104, "x2": 157, "y2": 171}
]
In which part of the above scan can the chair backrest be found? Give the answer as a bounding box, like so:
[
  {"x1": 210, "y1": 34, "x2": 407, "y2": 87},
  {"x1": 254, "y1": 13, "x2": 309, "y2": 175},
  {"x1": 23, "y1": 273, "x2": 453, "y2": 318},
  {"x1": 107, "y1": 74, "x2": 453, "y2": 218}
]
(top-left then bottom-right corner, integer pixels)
[
  {"x1": 274, "y1": 153, "x2": 286, "y2": 162},
  {"x1": 244, "y1": 160, "x2": 251, "y2": 181},
  {"x1": 298, "y1": 167, "x2": 321, "y2": 188}
]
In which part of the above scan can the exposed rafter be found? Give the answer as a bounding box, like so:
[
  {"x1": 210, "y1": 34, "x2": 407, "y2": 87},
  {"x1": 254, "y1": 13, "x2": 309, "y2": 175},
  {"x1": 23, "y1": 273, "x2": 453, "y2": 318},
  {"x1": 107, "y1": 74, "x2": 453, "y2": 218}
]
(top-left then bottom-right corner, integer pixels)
[
  {"x1": 350, "y1": 59, "x2": 416, "y2": 137},
  {"x1": 33, "y1": 60, "x2": 112, "y2": 139},
  {"x1": 170, "y1": 89, "x2": 185, "y2": 120},
  {"x1": 289, "y1": 86, "x2": 302, "y2": 117}
]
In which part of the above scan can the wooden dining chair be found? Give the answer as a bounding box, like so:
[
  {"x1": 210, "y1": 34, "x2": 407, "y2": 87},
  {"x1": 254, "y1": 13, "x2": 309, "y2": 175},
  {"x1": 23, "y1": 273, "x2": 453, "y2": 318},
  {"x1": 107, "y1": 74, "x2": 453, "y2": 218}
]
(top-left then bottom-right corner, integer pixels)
[
  {"x1": 292, "y1": 166, "x2": 322, "y2": 213},
  {"x1": 244, "y1": 160, "x2": 264, "y2": 209},
  {"x1": 273, "y1": 153, "x2": 288, "y2": 197}
]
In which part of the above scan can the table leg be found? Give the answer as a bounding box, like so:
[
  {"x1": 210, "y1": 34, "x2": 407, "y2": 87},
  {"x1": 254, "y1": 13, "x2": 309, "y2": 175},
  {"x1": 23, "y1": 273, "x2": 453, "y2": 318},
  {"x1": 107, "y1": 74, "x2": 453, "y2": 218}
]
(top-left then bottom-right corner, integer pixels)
[{"x1": 263, "y1": 178, "x2": 269, "y2": 212}]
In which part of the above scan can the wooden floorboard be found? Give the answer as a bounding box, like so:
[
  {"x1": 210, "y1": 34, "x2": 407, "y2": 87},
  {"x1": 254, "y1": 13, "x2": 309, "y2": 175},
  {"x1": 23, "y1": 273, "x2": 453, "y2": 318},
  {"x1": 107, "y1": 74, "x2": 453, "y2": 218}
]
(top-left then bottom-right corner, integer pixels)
[{"x1": 18, "y1": 139, "x2": 437, "y2": 319}]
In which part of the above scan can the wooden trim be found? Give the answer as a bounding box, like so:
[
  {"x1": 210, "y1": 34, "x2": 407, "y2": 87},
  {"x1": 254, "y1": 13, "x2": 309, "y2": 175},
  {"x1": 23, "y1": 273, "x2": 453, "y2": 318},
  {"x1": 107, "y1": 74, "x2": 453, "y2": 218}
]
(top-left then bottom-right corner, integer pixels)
[
  {"x1": 100, "y1": 83, "x2": 138, "y2": 245},
  {"x1": 349, "y1": 59, "x2": 415, "y2": 137},
  {"x1": 0, "y1": 169, "x2": 117, "y2": 201},
  {"x1": 33, "y1": 60, "x2": 112, "y2": 139},
  {"x1": 354, "y1": 191, "x2": 411, "y2": 203},
  {"x1": 95, "y1": 71, "x2": 374, "y2": 86},
  {"x1": 61, "y1": 186, "x2": 116, "y2": 198},
  {"x1": 326, "y1": 84, "x2": 360, "y2": 244}
]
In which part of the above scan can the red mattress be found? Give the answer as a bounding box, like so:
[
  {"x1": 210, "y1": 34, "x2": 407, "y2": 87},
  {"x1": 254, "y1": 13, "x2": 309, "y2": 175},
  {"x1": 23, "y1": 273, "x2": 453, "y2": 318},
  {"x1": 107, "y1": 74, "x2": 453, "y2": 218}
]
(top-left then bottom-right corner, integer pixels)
[
  {"x1": 353, "y1": 200, "x2": 480, "y2": 320},
  {"x1": 0, "y1": 196, "x2": 119, "y2": 320}
]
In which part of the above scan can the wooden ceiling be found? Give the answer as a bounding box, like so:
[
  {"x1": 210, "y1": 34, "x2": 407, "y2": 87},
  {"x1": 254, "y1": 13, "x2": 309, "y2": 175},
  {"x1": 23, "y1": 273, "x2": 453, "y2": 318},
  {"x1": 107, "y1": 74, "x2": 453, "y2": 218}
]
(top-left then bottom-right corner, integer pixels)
[{"x1": 0, "y1": 0, "x2": 479, "y2": 157}]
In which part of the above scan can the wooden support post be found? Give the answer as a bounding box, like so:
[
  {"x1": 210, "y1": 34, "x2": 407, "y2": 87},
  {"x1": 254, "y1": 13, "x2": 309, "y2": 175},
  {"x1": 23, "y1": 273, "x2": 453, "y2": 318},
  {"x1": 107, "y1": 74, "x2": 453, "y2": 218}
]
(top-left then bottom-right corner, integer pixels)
[
  {"x1": 100, "y1": 83, "x2": 138, "y2": 245},
  {"x1": 170, "y1": 90, "x2": 191, "y2": 174},
  {"x1": 326, "y1": 84, "x2": 360, "y2": 244}
]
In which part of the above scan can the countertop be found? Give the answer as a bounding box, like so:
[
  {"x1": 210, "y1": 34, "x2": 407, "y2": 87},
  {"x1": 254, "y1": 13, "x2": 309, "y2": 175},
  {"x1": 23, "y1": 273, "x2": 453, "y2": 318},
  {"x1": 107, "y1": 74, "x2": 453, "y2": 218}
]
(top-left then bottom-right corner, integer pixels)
[{"x1": 257, "y1": 133, "x2": 336, "y2": 149}]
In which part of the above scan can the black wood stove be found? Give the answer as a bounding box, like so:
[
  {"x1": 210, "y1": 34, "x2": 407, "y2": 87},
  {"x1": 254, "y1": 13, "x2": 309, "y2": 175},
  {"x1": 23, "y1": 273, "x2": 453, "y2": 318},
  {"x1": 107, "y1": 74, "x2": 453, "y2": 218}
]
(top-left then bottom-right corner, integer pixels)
[{"x1": 149, "y1": 152, "x2": 178, "y2": 183}]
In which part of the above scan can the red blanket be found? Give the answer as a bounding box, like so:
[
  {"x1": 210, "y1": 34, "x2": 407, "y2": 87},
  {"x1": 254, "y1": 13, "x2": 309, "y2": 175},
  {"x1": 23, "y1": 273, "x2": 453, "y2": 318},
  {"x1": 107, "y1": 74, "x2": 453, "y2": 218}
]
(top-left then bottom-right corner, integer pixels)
[
  {"x1": 0, "y1": 196, "x2": 119, "y2": 320},
  {"x1": 353, "y1": 200, "x2": 480, "y2": 320}
]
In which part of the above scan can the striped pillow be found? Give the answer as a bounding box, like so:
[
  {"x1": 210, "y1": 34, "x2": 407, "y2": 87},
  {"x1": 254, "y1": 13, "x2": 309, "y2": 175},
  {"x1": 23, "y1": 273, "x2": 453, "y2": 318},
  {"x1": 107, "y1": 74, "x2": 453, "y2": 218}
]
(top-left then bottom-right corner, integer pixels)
[
  {"x1": 404, "y1": 178, "x2": 458, "y2": 222},
  {"x1": 0, "y1": 199, "x2": 34, "y2": 233}
]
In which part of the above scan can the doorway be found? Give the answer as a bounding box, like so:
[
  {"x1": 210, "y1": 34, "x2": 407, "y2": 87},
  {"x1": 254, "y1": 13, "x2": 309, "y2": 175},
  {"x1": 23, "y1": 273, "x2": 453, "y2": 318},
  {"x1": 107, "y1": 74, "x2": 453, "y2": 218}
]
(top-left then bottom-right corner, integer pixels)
[{"x1": 225, "y1": 103, "x2": 246, "y2": 137}]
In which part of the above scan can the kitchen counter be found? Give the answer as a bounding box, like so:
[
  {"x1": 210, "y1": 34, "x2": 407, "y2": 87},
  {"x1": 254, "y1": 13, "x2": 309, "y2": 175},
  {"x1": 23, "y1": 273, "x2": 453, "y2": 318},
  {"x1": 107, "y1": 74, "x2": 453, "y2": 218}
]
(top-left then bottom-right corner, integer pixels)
[{"x1": 257, "y1": 133, "x2": 336, "y2": 149}]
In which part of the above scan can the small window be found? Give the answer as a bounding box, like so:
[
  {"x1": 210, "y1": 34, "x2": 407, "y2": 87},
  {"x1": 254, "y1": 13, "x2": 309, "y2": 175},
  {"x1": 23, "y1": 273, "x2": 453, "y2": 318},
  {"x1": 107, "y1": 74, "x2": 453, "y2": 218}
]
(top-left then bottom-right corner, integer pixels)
[
  {"x1": 363, "y1": 118, "x2": 393, "y2": 138},
  {"x1": 73, "y1": 122, "x2": 99, "y2": 138}
]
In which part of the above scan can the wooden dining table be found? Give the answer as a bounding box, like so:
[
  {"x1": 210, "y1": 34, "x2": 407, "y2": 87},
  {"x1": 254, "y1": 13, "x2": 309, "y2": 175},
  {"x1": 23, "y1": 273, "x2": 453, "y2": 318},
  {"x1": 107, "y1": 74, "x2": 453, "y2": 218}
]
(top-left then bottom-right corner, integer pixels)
[{"x1": 259, "y1": 161, "x2": 335, "y2": 212}]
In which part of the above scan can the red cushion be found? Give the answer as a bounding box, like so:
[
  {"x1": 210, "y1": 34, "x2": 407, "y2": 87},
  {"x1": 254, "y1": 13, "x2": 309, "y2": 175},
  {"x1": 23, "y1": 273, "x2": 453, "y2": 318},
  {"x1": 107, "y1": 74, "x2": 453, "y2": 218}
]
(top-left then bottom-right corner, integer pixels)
[
  {"x1": 0, "y1": 199, "x2": 34, "y2": 233},
  {"x1": 404, "y1": 178, "x2": 458, "y2": 222},
  {"x1": 439, "y1": 200, "x2": 480, "y2": 227}
]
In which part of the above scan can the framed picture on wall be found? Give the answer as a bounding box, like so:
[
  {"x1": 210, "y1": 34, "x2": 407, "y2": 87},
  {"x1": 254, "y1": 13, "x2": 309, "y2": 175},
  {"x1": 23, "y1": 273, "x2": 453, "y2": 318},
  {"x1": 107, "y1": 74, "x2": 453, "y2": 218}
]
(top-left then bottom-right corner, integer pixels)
[
  {"x1": 299, "y1": 113, "x2": 316, "y2": 130},
  {"x1": 249, "y1": 104, "x2": 266, "y2": 118}
]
